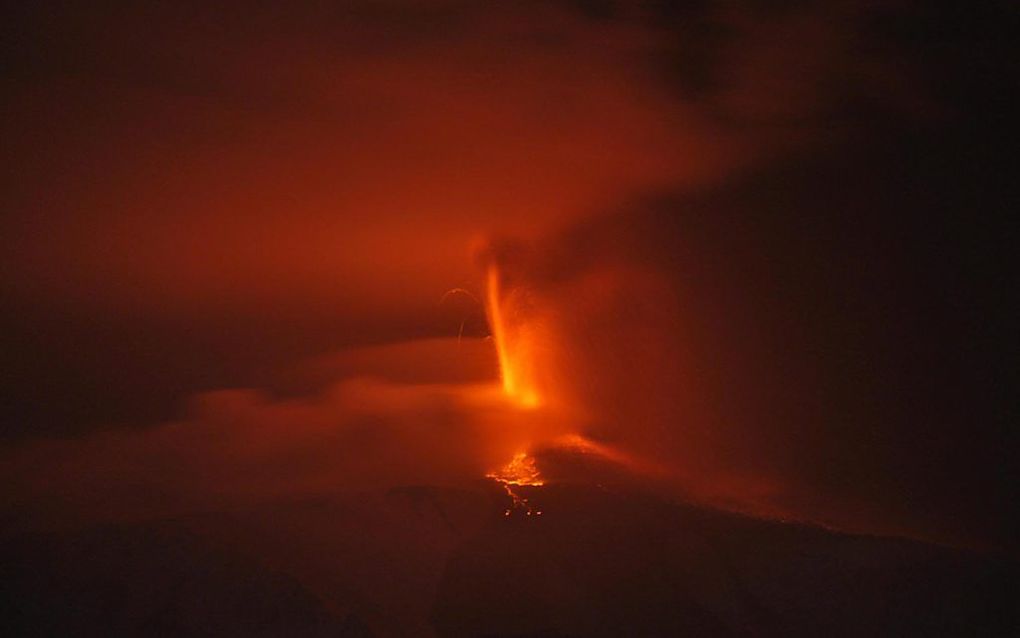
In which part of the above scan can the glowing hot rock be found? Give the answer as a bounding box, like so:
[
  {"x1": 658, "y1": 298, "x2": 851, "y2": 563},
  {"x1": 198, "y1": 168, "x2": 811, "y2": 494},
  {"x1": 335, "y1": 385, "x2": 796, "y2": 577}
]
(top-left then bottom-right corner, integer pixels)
[
  {"x1": 487, "y1": 452, "x2": 544, "y2": 517},
  {"x1": 487, "y1": 451, "x2": 544, "y2": 487}
]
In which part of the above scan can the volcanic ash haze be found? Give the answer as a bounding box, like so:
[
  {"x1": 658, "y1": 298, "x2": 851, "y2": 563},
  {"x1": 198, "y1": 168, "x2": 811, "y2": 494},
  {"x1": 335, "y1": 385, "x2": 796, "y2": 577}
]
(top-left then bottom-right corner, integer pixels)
[
  {"x1": 0, "y1": 0, "x2": 799, "y2": 447},
  {"x1": 1, "y1": 1, "x2": 1018, "y2": 636}
]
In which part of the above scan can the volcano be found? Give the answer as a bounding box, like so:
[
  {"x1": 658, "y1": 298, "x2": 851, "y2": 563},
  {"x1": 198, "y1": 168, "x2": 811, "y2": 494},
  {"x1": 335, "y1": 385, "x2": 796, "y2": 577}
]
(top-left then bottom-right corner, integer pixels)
[
  {"x1": 3, "y1": 1, "x2": 1017, "y2": 636},
  {"x1": 2, "y1": 447, "x2": 1015, "y2": 637}
]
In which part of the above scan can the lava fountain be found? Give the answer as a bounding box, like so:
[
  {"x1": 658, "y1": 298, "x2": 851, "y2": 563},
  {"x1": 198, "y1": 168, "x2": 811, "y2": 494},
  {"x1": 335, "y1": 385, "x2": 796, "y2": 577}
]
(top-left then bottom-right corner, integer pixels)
[
  {"x1": 478, "y1": 244, "x2": 672, "y2": 507},
  {"x1": 485, "y1": 262, "x2": 541, "y2": 409},
  {"x1": 481, "y1": 256, "x2": 552, "y2": 512}
]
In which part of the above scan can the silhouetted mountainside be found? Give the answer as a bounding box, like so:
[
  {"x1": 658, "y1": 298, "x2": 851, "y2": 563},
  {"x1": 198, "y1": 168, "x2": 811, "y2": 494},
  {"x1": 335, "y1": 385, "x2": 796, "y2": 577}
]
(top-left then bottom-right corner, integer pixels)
[
  {"x1": 434, "y1": 484, "x2": 1017, "y2": 637},
  {"x1": 0, "y1": 524, "x2": 371, "y2": 637},
  {"x1": 2, "y1": 482, "x2": 1015, "y2": 637}
]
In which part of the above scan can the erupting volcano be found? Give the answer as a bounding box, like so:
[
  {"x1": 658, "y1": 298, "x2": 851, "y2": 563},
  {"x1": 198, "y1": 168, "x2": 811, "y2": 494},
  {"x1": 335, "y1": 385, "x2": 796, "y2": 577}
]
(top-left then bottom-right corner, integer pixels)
[
  {"x1": 2, "y1": 1, "x2": 1017, "y2": 636},
  {"x1": 481, "y1": 256, "x2": 556, "y2": 518}
]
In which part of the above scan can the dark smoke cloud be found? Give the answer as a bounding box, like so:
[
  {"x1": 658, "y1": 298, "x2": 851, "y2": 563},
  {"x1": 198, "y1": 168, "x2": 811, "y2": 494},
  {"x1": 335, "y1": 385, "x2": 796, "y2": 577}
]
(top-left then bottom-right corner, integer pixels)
[
  {"x1": 486, "y1": 129, "x2": 1017, "y2": 549},
  {"x1": 466, "y1": 1, "x2": 1019, "y2": 550}
]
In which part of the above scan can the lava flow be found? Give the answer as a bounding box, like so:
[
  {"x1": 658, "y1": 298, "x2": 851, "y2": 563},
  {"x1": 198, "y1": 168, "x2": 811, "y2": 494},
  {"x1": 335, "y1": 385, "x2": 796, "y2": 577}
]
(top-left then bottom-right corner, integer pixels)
[{"x1": 487, "y1": 452, "x2": 544, "y2": 517}]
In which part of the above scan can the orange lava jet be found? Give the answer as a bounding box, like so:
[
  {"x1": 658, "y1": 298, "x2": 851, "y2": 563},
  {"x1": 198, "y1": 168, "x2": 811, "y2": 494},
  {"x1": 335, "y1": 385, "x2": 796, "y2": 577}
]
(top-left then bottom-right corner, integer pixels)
[
  {"x1": 485, "y1": 262, "x2": 540, "y2": 408},
  {"x1": 481, "y1": 257, "x2": 636, "y2": 514},
  {"x1": 482, "y1": 259, "x2": 549, "y2": 514}
]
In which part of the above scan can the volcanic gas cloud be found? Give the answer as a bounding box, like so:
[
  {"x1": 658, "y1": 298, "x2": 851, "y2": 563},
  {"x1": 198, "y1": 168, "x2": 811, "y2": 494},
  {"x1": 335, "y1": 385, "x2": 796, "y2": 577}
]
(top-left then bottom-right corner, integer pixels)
[{"x1": 2, "y1": 9, "x2": 1016, "y2": 637}]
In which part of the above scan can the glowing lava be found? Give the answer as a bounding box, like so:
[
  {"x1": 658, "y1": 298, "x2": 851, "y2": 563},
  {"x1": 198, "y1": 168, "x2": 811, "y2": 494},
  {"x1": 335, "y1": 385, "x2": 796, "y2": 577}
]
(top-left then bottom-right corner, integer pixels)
[
  {"x1": 483, "y1": 260, "x2": 549, "y2": 515},
  {"x1": 487, "y1": 452, "x2": 544, "y2": 517},
  {"x1": 487, "y1": 451, "x2": 544, "y2": 487},
  {"x1": 485, "y1": 263, "x2": 540, "y2": 408}
]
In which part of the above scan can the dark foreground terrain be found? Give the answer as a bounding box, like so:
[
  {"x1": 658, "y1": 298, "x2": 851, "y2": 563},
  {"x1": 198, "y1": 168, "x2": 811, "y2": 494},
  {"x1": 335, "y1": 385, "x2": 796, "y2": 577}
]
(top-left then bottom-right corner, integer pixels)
[{"x1": 2, "y1": 481, "x2": 1016, "y2": 637}]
